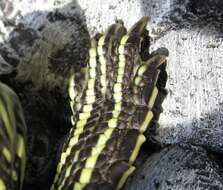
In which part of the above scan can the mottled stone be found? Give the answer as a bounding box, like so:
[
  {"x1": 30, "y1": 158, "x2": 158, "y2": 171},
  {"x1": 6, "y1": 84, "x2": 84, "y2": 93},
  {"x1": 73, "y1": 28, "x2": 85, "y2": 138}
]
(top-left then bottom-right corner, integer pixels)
[
  {"x1": 0, "y1": 1, "x2": 90, "y2": 190},
  {"x1": 124, "y1": 144, "x2": 223, "y2": 190}
]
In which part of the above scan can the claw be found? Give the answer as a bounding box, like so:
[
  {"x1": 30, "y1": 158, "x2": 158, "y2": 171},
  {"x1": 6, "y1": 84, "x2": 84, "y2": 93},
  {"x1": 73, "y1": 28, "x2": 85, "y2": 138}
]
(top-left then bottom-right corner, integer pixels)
[{"x1": 127, "y1": 16, "x2": 150, "y2": 36}]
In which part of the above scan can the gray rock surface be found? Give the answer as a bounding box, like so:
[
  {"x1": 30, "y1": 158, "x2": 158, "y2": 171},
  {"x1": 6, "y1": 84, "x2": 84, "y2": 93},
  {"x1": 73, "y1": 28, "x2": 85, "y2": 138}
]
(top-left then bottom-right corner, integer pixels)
[{"x1": 125, "y1": 144, "x2": 223, "y2": 190}]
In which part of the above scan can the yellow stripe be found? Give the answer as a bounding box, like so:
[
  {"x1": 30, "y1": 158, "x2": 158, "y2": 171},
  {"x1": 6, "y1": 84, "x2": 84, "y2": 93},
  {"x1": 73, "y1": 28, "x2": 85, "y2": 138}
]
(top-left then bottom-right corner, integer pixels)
[
  {"x1": 0, "y1": 179, "x2": 6, "y2": 190},
  {"x1": 115, "y1": 112, "x2": 153, "y2": 190},
  {"x1": 65, "y1": 165, "x2": 72, "y2": 178},
  {"x1": 116, "y1": 166, "x2": 135, "y2": 190},
  {"x1": 89, "y1": 68, "x2": 96, "y2": 78},
  {"x1": 89, "y1": 47, "x2": 97, "y2": 57},
  {"x1": 86, "y1": 95, "x2": 95, "y2": 104},
  {"x1": 120, "y1": 35, "x2": 129, "y2": 45},
  {"x1": 69, "y1": 33, "x2": 124, "y2": 189},
  {"x1": 116, "y1": 66, "x2": 161, "y2": 189},
  {"x1": 73, "y1": 182, "x2": 84, "y2": 190},
  {"x1": 75, "y1": 34, "x2": 129, "y2": 189},
  {"x1": 134, "y1": 76, "x2": 142, "y2": 85},
  {"x1": 16, "y1": 134, "x2": 26, "y2": 190},
  {"x1": 98, "y1": 36, "x2": 105, "y2": 46},
  {"x1": 79, "y1": 112, "x2": 91, "y2": 120},
  {"x1": 87, "y1": 78, "x2": 95, "y2": 89},
  {"x1": 54, "y1": 41, "x2": 99, "y2": 189},
  {"x1": 0, "y1": 99, "x2": 14, "y2": 144},
  {"x1": 139, "y1": 111, "x2": 153, "y2": 133},
  {"x1": 115, "y1": 59, "x2": 161, "y2": 189},
  {"x1": 56, "y1": 118, "x2": 89, "y2": 188},
  {"x1": 89, "y1": 57, "x2": 97, "y2": 68},
  {"x1": 82, "y1": 104, "x2": 93, "y2": 112},
  {"x1": 129, "y1": 134, "x2": 146, "y2": 164},
  {"x1": 86, "y1": 89, "x2": 95, "y2": 96},
  {"x1": 0, "y1": 83, "x2": 27, "y2": 190},
  {"x1": 12, "y1": 170, "x2": 18, "y2": 181},
  {"x1": 79, "y1": 168, "x2": 92, "y2": 184},
  {"x1": 97, "y1": 35, "x2": 107, "y2": 95},
  {"x1": 137, "y1": 64, "x2": 147, "y2": 76},
  {"x1": 148, "y1": 87, "x2": 158, "y2": 109},
  {"x1": 2, "y1": 147, "x2": 12, "y2": 163}
]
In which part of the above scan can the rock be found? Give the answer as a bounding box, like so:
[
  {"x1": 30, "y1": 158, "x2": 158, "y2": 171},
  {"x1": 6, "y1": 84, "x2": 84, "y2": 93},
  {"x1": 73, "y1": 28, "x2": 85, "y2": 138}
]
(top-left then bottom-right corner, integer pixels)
[
  {"x1": 0, "y1": 1, "x2": 90, "y2": 189},
  {"x1": 124, "y1": 144, "x2": 223, "y2": 190}
]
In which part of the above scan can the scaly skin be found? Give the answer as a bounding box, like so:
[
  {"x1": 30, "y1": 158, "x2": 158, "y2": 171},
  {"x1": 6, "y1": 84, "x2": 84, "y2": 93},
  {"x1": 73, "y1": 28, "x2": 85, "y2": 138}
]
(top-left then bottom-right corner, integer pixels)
[{"x1": 52, "y1": 17, "x2": 168, "y2": 190}]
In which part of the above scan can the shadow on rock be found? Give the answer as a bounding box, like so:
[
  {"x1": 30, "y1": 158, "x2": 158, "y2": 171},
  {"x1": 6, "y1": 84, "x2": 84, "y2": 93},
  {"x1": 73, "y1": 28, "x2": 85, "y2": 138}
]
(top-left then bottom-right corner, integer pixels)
[
  {"x1": 0, "y1": 1, "x2": 90, "y2": 190},
  {"x1": 140, "y1": 0, "x2": 223, "y2": 39},
  {"x1": 125, "y1": 144, "x2": 223, "y2": 190},
  {"x1": 158, "y1": 107, "x2": 223, "y2": 155}
]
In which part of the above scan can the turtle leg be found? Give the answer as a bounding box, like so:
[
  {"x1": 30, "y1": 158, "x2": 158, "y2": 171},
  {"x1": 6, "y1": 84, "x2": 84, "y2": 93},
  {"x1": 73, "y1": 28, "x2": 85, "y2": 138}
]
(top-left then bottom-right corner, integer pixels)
[{"x1": 0, "y1": 82, "x2": 27, "y2": 190}]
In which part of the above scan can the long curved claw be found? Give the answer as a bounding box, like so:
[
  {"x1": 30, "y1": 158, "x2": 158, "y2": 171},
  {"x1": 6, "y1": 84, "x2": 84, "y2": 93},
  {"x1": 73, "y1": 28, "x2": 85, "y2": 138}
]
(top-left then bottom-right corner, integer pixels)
[
  {"x1": 127, "y1": 16, "x2": 150, "y2": 36},
  {"x1": 132, "y1": 52, "x2": 168, "y2": 107}
]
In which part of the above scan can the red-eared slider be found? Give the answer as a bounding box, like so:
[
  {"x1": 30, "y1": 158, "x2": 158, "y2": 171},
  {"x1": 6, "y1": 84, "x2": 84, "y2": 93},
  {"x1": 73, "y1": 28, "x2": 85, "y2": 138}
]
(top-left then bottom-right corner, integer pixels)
[{"x1": 0, "y1": 17, "x2": 168, "y2": 190}]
